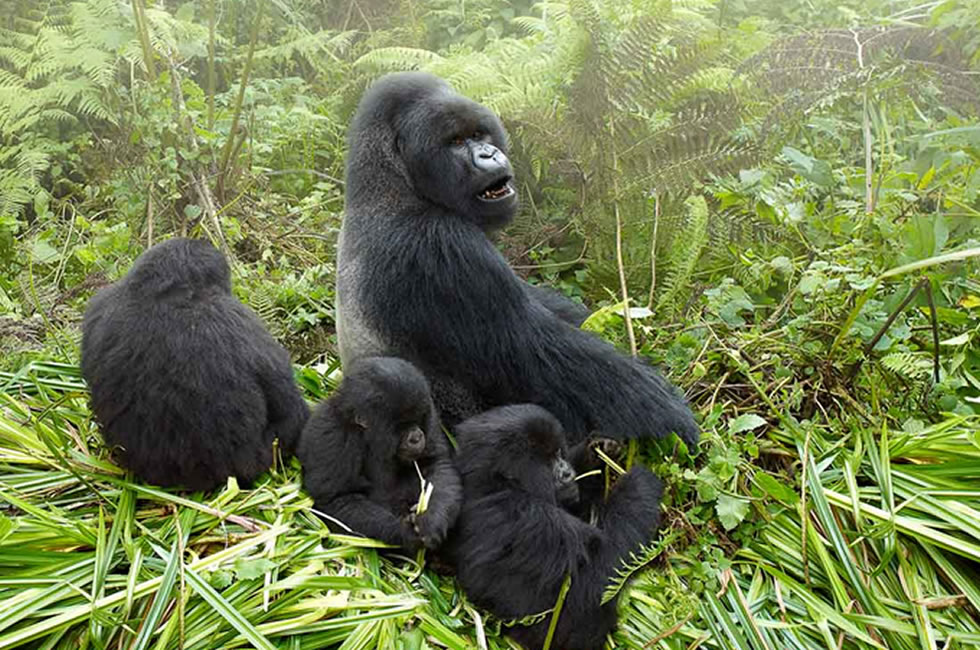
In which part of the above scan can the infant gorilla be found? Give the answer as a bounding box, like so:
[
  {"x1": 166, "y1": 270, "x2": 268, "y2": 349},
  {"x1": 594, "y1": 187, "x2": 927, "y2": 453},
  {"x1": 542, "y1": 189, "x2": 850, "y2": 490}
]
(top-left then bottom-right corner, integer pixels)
[
  {"x1": 450, "y1": 404, "x2": 663, "y2": 650},
  {"x1": 298, "y1": 357, "x2": 462, "y2": 551}
]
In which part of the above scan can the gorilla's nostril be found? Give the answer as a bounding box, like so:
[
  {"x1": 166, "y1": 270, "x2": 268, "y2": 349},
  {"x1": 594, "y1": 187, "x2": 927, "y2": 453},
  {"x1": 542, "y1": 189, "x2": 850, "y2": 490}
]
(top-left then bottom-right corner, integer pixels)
[{"x1": 406, "y1": 426, "x2": 425, "y2": 447}]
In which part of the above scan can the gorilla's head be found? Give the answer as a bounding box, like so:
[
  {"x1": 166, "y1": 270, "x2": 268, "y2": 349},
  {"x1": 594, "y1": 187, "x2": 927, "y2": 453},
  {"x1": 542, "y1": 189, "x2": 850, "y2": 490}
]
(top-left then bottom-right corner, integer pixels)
[
  {"x1": 336, "y1": 357, "x2": 438, "y2": 463},
  {"x1": 126, "y1": 238, "x2": 231, "y2": 296},
  {"x1": 347, "y1": 72, "x2": 518, "y2": 231},
  {"x1": 455, "y1": 404, "x2": 579, "y2": 505}
]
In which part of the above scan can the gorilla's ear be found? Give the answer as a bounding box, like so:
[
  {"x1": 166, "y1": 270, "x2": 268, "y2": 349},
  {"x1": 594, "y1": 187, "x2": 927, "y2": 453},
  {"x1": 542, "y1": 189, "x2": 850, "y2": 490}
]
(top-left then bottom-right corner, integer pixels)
[
  {"x1": 335, "y1": 397, "x2": 369, "y2": 430},
  {"x1": 389, "y1": 130, "x2": 416, "y2": 185}
]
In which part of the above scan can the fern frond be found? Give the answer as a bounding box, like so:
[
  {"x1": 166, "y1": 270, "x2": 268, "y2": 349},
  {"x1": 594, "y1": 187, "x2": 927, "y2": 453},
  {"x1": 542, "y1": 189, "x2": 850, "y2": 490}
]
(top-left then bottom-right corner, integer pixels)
[
  {"x1": 656, "y1": 195, "x2": 710, "y2": 316},
  {"x1": 0, "y1": 0, "x2": 120, "y2": 217},
  {"x1": 354, "y1": 47, "x2": 446, "y2": 72},
  {"x1": 0, "y1": 69, "x2": 25, "y2": 89},
  {"x1": 0, "y1": 45, "x2": 31, "y2": 70},
  {"x1": 601, "y1": 531, "x2": 677, "y2": 605},
  {"x1": 512, "y1": 16, "x2": 548, "y2": 36},
  {"x1": 245, "y1": 285, "x2": 285, "y2": 338},
  {"x1": 501, "y1": 607, "x2": 555, "y2": 627},
  {"x1": 881, "y1": 352, "x2": 933, "y2": 380},
  {"x1": 255, "y1": 28, "x2": 357, "y2": 67},
  {"x1": 740, "y1": 26, "x2": 980, "y2": 126}
]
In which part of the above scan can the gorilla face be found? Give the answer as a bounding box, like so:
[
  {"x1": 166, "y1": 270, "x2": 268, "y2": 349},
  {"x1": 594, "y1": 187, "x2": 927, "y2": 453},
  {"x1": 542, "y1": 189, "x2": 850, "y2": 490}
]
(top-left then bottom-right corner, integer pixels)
[
  {"x1": 346, "y1": 72, "x2": 519, "y2": 232},
  {"x1": 397, "y1": 424, "x2": 426, "y2": 462},
  {"x1": 342, "y1": 357, "x2": 438, "y2": 463},
  {"x1": 553, "y1": 452, "x2": 579, "y2": 507},
  {"x1": 454, "y1": 404, "x2": 579, "y2": 505},
  {"x1": 526, "y1": 413, "x2": 579, "y2": 506},
  {"x1": 398, "y1": 91, "x2": 518, "y2": 230}
]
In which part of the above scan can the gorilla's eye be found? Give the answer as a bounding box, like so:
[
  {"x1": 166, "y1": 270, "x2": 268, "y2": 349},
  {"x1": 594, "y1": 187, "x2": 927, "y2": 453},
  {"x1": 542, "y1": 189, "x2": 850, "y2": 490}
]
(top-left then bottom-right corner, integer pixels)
[{"x1": 451, "y1": 136, "x2": 466, "y2": 146}]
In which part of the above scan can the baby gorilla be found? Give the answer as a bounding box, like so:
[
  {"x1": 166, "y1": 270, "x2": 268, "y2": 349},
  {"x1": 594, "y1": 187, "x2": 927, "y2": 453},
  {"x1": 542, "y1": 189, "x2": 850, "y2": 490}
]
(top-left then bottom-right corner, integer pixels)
[
  {"x1": 450, "y1": 404, "x2": 663, "y2": 650},
  {"x1": 81, "y1": 238, "x2": 309, "y2": 491},
  {"x1": 298, "y1": 357, "x2": 462, "y2": 552}
]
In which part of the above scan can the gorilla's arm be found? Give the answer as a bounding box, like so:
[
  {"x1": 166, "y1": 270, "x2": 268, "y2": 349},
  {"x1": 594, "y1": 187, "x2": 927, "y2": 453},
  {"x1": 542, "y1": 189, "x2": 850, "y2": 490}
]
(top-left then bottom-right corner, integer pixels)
[
  {"x1": 300, "y1": 413, "x2": 418, "y2": 548},
  {"x1": 454, "y1": 495, "x2": 599, "y2": 617},
  {"x1": 324, "y1": 493, "x2": 421, "y2": 549},
  {"x1": 516, "y1": 470, "x2": 662, "y2": 649},
  {"x1": 256, "y1": 350, "x2": 310, "y2": 455},
  {"x1": 524, "y1": 283, "x2": 588, "y2": 327},
  {"x1": 456, "y1": 494, "x2": 623, "y2": 650},
  {"x1": 597, "y1": 466, "x2": 663, "y2": 554},
  {"x1": 415, "y1": 430, "x2": 462, "y2": 549},
  {"x1": 360, "y1": 221, "x2": 697, "y2": 447},
  {"x1": 523, "y1": 283, "x2": 590, "y2": 327}
]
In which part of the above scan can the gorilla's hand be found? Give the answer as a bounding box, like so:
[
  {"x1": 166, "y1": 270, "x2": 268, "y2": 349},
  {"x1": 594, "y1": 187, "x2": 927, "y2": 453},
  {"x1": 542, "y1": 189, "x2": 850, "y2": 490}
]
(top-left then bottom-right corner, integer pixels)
[
  {"x1": 411, "y1": 509, "x2": 450, "y2": 550},
  {"x1": 401, "y1": 513, "x2": 424, "y2": 551},
  {"x1": 570, "y1": 436, "x2": 625, "y2": 473}
]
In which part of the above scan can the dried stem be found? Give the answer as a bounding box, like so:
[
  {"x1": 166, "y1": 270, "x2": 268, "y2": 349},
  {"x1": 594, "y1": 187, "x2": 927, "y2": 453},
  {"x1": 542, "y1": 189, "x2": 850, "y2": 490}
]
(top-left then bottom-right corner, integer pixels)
[
  {"x1": 647, "y1": 191, "x2": 660, "y2": 309},
  {"x1": 207, "y1": 0, "x2": 217, "y2": 131},
  {"x1": 610, "y1": 118, "x2": 637, "y2": 356}
]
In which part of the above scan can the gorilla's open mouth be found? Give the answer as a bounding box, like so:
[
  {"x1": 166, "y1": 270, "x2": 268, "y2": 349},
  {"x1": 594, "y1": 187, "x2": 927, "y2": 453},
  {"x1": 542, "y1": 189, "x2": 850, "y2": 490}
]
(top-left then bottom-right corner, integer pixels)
[{"x1": 477, "y1": 176, "x2": 515, "y2": 202}]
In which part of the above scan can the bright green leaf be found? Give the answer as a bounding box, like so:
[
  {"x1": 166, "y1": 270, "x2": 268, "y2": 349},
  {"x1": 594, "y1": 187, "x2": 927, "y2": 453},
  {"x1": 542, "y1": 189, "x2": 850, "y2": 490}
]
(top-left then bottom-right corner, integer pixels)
[
  {"x1": 728, "y1": 413, "x2": 767, "y2": 435},
  {"x1": 716, "y1": 495, "x2": 750, "y2": 531}
]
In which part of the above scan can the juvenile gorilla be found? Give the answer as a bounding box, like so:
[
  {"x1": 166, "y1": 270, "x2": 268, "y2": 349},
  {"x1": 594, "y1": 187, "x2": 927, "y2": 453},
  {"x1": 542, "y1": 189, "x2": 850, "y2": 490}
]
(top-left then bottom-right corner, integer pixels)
[
  {"x1": 450, "y1": 404, "x2": 663, "y2": 650},
  {"x1": 297, "y1": 357, "x2": 462, "y2": 551},
  {"x1": 81, "y1": 238, "x2": 309, "y2": 491},
  {"x1": 337, "y1": 72, "x2": 698, "y2": 447}
]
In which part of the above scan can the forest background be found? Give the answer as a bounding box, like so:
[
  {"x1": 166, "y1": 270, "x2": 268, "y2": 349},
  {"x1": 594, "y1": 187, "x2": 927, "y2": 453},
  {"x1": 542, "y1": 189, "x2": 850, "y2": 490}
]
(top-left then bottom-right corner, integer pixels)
[{"x1": 1, "y1": 0, "x2": 980, "y2": 648}]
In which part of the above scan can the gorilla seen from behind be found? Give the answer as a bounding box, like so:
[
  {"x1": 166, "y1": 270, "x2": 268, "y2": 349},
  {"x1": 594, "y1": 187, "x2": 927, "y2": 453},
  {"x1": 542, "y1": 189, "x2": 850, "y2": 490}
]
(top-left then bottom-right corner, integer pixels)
[
  {"x1": 81, "y1": 238, "x2": 309, "y2": 491},
  {"x1": 337, "y1": 72, "x2": 698, "y2": 448},
  {"x1": 298, "y1": 357, "x2": 462, "y2": 551},
  {"x1": 450, "y1": 404, "x2": 663, "y2": 650}
]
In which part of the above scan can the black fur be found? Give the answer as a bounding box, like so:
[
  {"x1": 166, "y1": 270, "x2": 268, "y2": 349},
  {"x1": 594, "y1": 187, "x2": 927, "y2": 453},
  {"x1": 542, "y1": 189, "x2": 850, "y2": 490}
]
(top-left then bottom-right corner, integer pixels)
[
  {"x1": 524, "y1": 284, "x2": 590, "y2": 327},
  {"x1": 81, "y1": 238, "x2": 309, "y2": 491},
  {"x1": 337, "y1": 71, "x2": 698, "y2": 448},
  {"x1": 450, "y1": 404, "x2": 663, "y2": 650},
  {"x1": 297, "y1": 357, "x2": 462, "y2": 551}
]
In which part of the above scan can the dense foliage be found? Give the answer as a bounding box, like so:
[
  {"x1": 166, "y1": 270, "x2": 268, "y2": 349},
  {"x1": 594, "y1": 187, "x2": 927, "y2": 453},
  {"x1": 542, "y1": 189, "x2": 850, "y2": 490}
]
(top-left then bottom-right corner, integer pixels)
[{"x1": 1, "y1": 0, "x2": 979, "y2": 648}]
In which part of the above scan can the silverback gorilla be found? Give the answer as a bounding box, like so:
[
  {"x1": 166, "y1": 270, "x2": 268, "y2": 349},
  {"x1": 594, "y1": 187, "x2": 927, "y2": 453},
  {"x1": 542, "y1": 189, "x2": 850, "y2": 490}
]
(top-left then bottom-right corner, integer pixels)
[
  {"x1": 337, "y1": 72, "x2": 698, "y2": 448},
  {"x1": 81, "y1": 238, "x2": 309, "y2": 490}
]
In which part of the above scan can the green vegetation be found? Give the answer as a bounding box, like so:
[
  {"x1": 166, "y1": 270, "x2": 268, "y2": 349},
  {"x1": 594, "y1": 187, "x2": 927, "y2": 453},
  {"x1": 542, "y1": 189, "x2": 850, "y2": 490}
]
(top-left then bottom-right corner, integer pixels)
[{"x1": 2, "y1": 0, "x2": 979, "y2": 648}]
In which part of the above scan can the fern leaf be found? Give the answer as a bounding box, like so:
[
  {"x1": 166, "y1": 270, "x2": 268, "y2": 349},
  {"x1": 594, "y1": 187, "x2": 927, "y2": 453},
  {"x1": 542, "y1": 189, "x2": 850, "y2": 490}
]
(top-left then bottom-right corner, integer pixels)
[
  {"x1": 601, "y1": 531, "x2": 677, "y2": 605},
  {"x1": 354, "y1": 47, "x2": 446, "y2": 73},
  {"x1": 656, "y1": 195, "x2": 709, "y2": 317},
  {"x1": 881, "y1": 352, "x2": 933, "y2": 380}
]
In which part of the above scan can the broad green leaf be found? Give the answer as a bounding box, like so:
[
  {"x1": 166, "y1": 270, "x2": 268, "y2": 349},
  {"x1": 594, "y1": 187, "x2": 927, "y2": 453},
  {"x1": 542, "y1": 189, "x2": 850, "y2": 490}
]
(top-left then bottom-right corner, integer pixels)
[
  {"x1": 754, "y1": 472, "x2": 799, "y2": 505},
  {"x1": 728, "y1": 413, "x2": 767, "y2": 435},
  {"x1": 716, "y1": 495, "x2": 750, "y2": 530}
]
